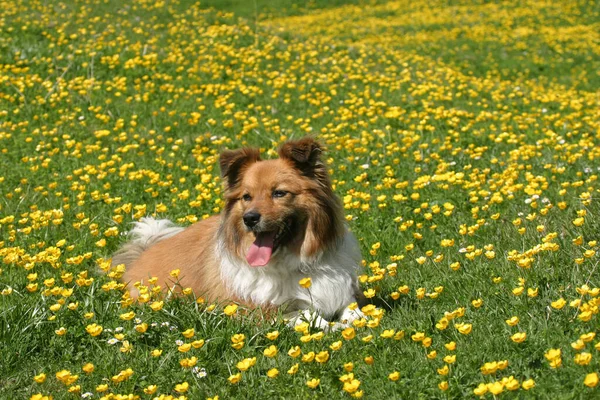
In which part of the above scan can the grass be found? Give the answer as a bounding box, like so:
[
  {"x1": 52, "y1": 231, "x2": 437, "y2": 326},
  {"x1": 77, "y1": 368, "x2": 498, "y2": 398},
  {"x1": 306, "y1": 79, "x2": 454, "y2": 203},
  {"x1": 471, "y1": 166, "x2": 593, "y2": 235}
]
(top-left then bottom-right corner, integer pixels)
[{"x1": 0, "y1": 0, "x2": 599, "y2": 398}]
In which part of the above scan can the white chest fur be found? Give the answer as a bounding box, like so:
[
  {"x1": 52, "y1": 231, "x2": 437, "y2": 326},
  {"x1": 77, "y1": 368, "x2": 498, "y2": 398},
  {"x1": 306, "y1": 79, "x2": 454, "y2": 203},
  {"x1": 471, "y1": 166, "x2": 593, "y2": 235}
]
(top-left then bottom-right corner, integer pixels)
[{"x1": 218, "y1": 230, "x2": 361, "y2": 319}]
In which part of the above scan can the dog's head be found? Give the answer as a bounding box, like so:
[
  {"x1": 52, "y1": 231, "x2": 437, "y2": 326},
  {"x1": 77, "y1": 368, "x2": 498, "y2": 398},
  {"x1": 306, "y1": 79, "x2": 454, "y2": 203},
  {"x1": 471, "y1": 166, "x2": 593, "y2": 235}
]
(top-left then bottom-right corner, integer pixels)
[{"x1": 219, "y1": 137, "x2": 344, "y2": 267}]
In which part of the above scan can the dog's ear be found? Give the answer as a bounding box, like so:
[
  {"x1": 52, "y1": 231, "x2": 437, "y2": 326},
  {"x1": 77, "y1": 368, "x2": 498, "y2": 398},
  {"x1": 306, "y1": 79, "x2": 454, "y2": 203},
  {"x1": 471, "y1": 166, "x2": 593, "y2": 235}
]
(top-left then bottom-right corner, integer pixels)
[
  {"x1": 278, "y1": 137, "x2": 323, "y2": 177},
  {"x1": 219, "y1": 147, "x2": 261, "y2": 189}
]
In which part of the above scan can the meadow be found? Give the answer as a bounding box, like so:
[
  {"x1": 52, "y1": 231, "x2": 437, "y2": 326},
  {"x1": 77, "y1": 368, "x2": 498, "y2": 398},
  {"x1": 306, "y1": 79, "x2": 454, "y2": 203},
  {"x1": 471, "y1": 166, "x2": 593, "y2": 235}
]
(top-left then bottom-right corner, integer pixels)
[{"x1": 1, "y1": 0, "x2": 599, "y2": 398}]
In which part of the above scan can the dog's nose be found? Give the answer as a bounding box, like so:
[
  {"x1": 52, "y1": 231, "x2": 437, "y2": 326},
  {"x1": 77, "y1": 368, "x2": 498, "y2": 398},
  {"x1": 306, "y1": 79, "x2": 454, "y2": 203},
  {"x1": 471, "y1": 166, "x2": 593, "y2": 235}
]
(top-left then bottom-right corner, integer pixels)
[{"x1": 243, "y1": 211, "x2": 261, "y2": 228}]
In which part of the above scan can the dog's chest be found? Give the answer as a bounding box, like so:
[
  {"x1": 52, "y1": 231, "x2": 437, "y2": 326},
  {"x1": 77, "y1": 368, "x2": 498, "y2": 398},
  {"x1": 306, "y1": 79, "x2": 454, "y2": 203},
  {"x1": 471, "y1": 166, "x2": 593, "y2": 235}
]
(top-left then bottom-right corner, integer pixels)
[{"x1": 220, "y1": 254, "x2": 306, "y2": 306}]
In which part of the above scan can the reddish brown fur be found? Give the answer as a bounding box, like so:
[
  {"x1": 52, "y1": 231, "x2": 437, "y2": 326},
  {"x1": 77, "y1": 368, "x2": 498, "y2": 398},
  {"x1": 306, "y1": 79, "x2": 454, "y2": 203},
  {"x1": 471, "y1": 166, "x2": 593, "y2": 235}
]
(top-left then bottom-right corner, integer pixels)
[{"x1": 117, "y1": 138, "x2": 344, "y2": 307}]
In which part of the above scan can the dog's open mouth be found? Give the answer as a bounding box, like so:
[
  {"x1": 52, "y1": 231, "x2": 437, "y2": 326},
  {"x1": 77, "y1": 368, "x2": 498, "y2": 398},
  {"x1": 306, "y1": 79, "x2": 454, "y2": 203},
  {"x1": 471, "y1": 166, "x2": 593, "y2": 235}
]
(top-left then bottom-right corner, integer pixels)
[{"x1": 246, "y1": 229, "x2": 284, "y2": 267}]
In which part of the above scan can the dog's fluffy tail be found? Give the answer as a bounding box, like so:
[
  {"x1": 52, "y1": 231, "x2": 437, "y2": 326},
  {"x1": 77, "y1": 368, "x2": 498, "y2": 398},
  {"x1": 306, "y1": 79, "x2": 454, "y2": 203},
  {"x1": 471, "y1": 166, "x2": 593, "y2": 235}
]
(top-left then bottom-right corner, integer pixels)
[{"x1": 111, "y1": 217, "x2": 184, "y2": 269}]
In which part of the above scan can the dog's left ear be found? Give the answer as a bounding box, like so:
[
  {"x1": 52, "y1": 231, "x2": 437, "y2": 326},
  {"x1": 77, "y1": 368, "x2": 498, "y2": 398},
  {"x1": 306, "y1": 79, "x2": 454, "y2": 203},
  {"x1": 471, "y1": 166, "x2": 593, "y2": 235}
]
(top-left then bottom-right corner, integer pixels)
[
  {"x1": 219, "y1": 147, "x2": 261, "y2": 190},
  {"x1": 278, "y1": 137, "x2": 324, "y2": 177}
]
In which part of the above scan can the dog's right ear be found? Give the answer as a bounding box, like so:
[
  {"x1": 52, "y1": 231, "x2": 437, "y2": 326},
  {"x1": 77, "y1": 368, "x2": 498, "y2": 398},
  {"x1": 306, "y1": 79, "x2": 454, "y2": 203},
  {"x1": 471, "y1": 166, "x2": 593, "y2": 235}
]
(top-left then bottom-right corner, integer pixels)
[{"x1": 219, "y1": 148, "x2": 261, "y2": 189}]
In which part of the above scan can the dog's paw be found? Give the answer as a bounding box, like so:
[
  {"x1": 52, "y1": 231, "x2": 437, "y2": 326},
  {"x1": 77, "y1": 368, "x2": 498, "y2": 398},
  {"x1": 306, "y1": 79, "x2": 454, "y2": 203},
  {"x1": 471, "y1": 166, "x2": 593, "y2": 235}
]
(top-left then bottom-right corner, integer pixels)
[{"x1": 339, "y1": 306, "x2": 365, "y2": 326}]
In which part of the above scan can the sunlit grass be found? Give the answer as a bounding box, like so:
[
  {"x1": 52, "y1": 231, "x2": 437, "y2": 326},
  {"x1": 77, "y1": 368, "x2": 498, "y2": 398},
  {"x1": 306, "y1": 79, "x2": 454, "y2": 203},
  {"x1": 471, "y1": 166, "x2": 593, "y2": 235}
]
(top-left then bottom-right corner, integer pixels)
[{"x1": 1, "y1": 0, "x2": 599, "y2": 398}]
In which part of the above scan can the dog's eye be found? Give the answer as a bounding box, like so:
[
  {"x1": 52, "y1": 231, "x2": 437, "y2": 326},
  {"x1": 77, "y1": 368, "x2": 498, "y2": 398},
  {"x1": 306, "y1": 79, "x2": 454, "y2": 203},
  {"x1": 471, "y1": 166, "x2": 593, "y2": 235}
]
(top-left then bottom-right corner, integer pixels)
[
  {"x1": 272, "y1": 190, "x2": 287, "y2": 198},
  {"x1": 242, "y1": 194, "x2": 252, "y2": 201}
]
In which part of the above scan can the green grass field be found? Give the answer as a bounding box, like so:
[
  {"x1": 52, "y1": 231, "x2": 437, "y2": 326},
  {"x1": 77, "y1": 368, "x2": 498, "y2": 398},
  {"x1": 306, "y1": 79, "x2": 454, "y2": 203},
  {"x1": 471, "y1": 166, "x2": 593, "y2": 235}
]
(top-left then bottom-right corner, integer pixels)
[{"x1": 1, "y1": 0, "x2": 599, "y2": 398}]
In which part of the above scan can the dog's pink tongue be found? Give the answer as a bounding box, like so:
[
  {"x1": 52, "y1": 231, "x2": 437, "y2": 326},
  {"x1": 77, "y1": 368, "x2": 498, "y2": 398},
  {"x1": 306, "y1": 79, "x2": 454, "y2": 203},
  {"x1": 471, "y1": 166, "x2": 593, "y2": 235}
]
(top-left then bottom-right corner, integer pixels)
[{"x1": 246, "y1": 232, "x2": 276, "y2": 267}]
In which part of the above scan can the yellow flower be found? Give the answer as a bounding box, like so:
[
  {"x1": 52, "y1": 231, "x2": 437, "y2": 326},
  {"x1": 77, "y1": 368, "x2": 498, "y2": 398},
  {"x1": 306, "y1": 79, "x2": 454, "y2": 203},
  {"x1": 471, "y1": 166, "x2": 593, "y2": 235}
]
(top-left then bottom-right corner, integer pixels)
[
  {"x1": 443, "y1": 355, "x2": 456, "y2": 364},
  {"x1": 439, "y1": 381, "x2": 449, "y2": 391},
  {"x1": 55, "y1": 327, "x2": 67, "y2": 336},
  {"x1": 85, "y1": 323, "x2": 103, "y2": 337},
  {"x1": 228, "y1": 373, "x2": 242, "y2": 384},
  {"x1": 33, "y1": 373, "x2": 46, "y2": 383},
  {"x1": 263, "y1": 345, "x2": 278, "y2": 358},
  {"x1": 287, "y1": 363, "x2": 299, "y2": 375},
  {"x1": 504, "y1": 376, "x2": 520, "y2": 391},
  {"x1": 267, "y1": 368, "x2": 279, "y2": 378},
  {"x1": 330, "y1": 340, "x2": 343, "y2": 351},
  {"x1": 143, "y1": 385, "x2": 157, "y2": 395},
  {"x1": 342, "y1": 327, "x2": 356, "y2": 340},
  {"x1": 82, "y1": 363, "x2": 94, "y2": 374},
  {"x1": 119, "y1": 311, "x2": 135, "y2": 321},
  {"x1": 192, "y1": 339, "x2": 205, "y2": 349},
  {"x1": 316, "y1": 350, "x2": 330, "y2": 363},
  {"x1": 512, "y1": 287, "x2": 524, "y2": 296},
  {"x1": 180, "y1": 356, "x2": 198, "y2": 368},
  {"x1": 135, "y1": 323, "x2": 148, "y2": 333},
  {"x1": 488, "y1": 381, "x2": 504, "y2": 395},
  {"x1": 120, "y1": 340, "x2": 133, "y2": 353},
  {"x1": 288, "y1": 346, "x2": 301, "y2": 358},
  {"x1": 343, "y1": 379, "x2": 361, "y2": 394},
  {"x1": 445, "y1": 341, "x2": 457, "y2": 351},
  {"x1": 174, "y1": 382, "x2": 188, "y2": 393},
  {"x1": 471, "y1": 298, "x2": 483, "y2": 308},
  {"x1": 178, "y1": 343, "x2": 191, "y2": 353},
  {"x1": 574, "y1": 352, "x2": 592, "y2": 366},
  {"x1": 299, "y1": 277, "x2": 312, "y2": 288},
  {"x1": 545, "y1": 348, "x2": 562, "y2": 368},
  {"x1": 169, "y1": 269, "x2": 181, "y2": 279},
  {"x1": 511, "y1": 332, "x2": 527, "y2": 343},
  {"x1": 551, "y1": 298, "x2": 566, "y2": 309},
  {"x1": 572, "y1": 340, "x2": 585, "y2": 350},
  {"x1": 223, "y1": 304, "x2": 238, "y2": 316},
  {"x1": 266, "y1": 330, "x2": 279, "y2": 340},
  {"x1": 437, "y1": 365, "x2": 449, "y2": 375},
  {"x1": 236, "y1": 357, "x2": 256, "y2": 371},
  {"x1": 149, "y1": 301, "x2": 163, "y2": 311},
  {"x1": 306, "y1": 378, "x2": 320, "y2": 389},
  {"x1": 388, "y1": 371, "x2": 400, "y2": 381},
  {"x1": 456, "y1": 323, "x2": 472, "y2": 335},
  {"x1": 522, "y1": 379, "x2": 535, "y2": 390},
  {"x1": 302, "y1": 351, "x2": 315, "y2": 363},
  {"x1": 361, "y1": 334, "x2": 373, "y2": 343},
  {"x1": 363, "y1": 288, "x2": 376, "y2": 298},
  {"x1": 584, "y1": 372, "x2": 598, "y2": 388},
  {"x1": 578, "y1": 311, "x2": 593, "y2": 322},
  {"x1": 182, "y1": 328, "x2": 195, "y2": 338},
  {"x1": 580, "y1": 332, "x2": 596, "y2": 342},
  {"x1": 96, "y1": 384, "x2": 109, "y2": 392},
  {"x1": 505, "y1": 316, "x2": 519, "y2": 326},
  {"x1": 151, "y1": 349, "x2": 162, "y2": 357}
]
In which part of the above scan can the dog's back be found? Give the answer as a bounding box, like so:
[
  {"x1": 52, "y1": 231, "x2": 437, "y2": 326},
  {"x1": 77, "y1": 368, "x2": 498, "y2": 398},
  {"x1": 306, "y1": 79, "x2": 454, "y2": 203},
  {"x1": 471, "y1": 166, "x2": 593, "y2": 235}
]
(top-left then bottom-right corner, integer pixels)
[{"x1": 111, "y1": 217, "x2": 185, "y2": 275}]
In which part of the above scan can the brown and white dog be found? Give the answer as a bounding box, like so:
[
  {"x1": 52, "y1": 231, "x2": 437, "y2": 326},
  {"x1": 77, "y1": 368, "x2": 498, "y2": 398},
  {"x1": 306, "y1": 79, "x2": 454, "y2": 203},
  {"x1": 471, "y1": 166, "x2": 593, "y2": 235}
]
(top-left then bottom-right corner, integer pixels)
[{"x1": 112, "y1": 137, "x2": 364, "y2": 329}]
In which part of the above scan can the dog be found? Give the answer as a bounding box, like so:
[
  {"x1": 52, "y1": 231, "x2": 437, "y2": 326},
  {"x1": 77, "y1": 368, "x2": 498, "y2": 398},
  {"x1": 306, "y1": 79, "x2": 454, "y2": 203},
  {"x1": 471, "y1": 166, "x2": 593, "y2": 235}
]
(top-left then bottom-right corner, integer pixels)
[{"x1": 112, "y1": 137, "x2": 365, "y2": 329}]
